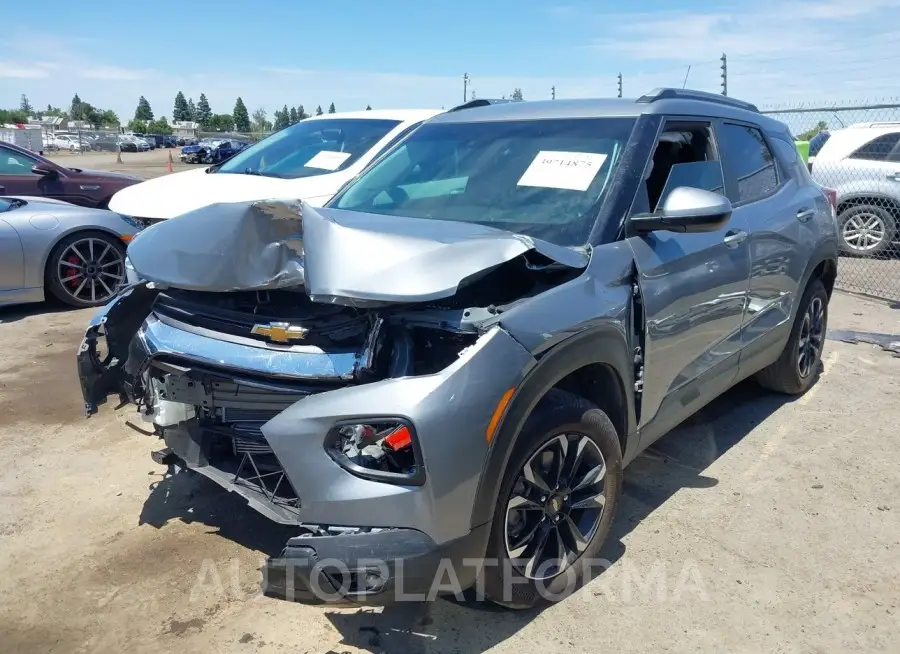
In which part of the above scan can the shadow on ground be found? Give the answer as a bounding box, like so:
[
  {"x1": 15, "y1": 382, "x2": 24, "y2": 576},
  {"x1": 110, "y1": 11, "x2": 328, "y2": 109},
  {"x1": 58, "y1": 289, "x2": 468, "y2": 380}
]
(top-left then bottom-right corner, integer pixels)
[
  {"x1": 138, "y1": 378, "x2": 803, "y2": 653},
  {"x1": 0, "y1": 301, "x2": 73, "y2": 324}
]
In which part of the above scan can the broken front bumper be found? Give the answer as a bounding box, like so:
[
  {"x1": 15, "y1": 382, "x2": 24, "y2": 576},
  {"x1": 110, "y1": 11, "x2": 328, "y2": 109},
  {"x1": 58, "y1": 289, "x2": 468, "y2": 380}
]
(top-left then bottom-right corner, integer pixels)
[{"x1": 77, "y1": 289, "x2": 533, "y2": 577}]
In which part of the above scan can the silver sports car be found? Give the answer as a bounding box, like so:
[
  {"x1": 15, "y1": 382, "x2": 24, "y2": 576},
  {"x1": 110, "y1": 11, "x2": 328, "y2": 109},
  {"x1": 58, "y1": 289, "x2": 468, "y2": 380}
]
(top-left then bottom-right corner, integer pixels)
[{"x1": 0, "y1": 196, "x2": 143, "y2": 309}]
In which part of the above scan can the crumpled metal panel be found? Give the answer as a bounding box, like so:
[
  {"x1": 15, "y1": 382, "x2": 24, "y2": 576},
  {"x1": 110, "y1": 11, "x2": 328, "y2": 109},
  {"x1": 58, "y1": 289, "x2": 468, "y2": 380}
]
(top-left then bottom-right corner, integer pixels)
[
  {"x1": 125, "y1": 199, "x2": 588, "y2": 306},
  {"x1": 126, "y1": 200, "x2": 306, "y2": 292}
]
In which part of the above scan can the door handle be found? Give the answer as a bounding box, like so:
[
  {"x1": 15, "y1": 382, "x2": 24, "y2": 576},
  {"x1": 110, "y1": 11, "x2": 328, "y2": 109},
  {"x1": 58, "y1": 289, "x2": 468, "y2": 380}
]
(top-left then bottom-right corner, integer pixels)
[
  {"x1": 0, "y1": 186, "x2": 5, "y2": 193},
  {"x1": 724, "y1": 229, "x2": 748, "y2": 248},
  {"x1": 797, "y1": 207, "x2": 816, "y2": 222},
  {"x1": 888, "y1": 172, "x2": 900, "y2": 182}
]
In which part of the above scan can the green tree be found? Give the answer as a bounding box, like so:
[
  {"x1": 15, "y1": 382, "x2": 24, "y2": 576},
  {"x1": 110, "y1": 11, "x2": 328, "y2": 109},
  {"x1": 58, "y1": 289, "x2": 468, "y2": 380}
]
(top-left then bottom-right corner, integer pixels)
[
  {"x1": 134, "y1": 96, "x2": 154, "y2": 121},
  {"x1": 126, "y1": 119, "x2": 148, "y2": 133},
  {"x1": 207, "y1": 114, "x2": 234, "y2": 131},
  {"x1": 272, "y1": 104, "x2": 289, "y2": 130},
  {"x1": 80, "y1": 103, "x2": 102, "y2": 129},
  {"x1": 99, "y1": 109, "x2": 119, "y2": 127},
  {"x1": 196, "y1": 94, "x2": 212, "y2": 128},
  {"x1": 252, "y1": 107, "x2": 269, "y2": 132},
  {"x1": 797, "y1": 120, "x2": 828, "y2": 141},
  {"x1": 70, "y1": 93, "x2": 85, "y2": 121},
  {"x1": 289, "y1": 106, "x2": 298, "y2": 124},
  {"x1": 296, "y1": 105, "x2": 308, "y2": 120},
  {"x1": 0, "y1": 109, "x2": 29, "y2": 124},
  {"x1": 315, "y1": 105, "x2": 323, "y2": 116},
  {"x1": 147, "y1": 117, "x2": 173, "y2": 135},
  {"x1": 328, "y1": 102, "x2": 336, "y2": 114},
  {"x1": 173, "y1": 91, "x2": 189, "y2": 122},
  {"x1": 233, "y1": 97, "x2": 251, "y2": 131},
  {"x1": 187, "y1": 97, "x2": 197, "y2": 121},
  {"x1": 20, "y1": 94, "x2": 33, "y2": 114},
  {"x1": 511, "y1": 88, "x2": 524, "y2": 101},
  {"x1": 365, "y1": 104, "x2": 372, "y2": 110}
]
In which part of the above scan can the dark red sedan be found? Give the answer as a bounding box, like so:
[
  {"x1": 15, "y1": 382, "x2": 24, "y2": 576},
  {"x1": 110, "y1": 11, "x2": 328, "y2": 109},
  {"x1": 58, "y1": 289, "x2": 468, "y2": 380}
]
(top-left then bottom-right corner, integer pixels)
[{"x1": 0, "y1": 140, "x2": 141, "y2": 208}]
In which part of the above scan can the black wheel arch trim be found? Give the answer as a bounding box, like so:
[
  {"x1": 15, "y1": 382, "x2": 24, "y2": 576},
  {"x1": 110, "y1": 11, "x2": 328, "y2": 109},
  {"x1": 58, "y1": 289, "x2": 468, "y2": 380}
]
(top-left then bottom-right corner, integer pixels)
[
  {"x1": 469, "y1": 322, "x2": 636, "y2": 529},
  {"x1": 795, "y1": 241, "x2": 839, "y2": 316}
]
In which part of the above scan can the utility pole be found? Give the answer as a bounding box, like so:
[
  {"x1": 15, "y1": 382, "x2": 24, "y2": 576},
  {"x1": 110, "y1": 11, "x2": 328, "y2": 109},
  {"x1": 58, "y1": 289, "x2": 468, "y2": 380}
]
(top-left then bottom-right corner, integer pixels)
[
  {"x1": 617, "y1": 73, "x2": 622, "y2": 98},
  {"x1": 463, "y1": 73, "x2": 469, "y2": 103},
  {"x1": 551, "y1": 85, "x2": 556, "y2": 100},
  {"x1": 720, "y1": 54, "x2": 727, "y2": 96}
]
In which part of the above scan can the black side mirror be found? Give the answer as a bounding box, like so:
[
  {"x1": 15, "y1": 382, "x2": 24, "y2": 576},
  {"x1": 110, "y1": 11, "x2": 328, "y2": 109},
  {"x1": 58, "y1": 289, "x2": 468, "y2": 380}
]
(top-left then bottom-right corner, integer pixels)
[
  {"x1": 632, "y1": 187, "x2": 733, "y2": 234},
  {"x1": 32, "y1": 164, "x2": 58, "y2": 178}
]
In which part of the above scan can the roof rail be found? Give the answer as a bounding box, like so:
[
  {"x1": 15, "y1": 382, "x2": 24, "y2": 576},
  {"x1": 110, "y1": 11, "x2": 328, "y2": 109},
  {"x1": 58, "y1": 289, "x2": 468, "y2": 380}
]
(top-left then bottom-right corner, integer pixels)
[
  {"x1": 636, "y1": 88, "x2": 759, "y2": 113},
  {"x1": 448, "y1": 98, "x2": 521, "y2": 112},
  {"x1": 848, "y1": 121, "x2": 900, "y2": 128}
]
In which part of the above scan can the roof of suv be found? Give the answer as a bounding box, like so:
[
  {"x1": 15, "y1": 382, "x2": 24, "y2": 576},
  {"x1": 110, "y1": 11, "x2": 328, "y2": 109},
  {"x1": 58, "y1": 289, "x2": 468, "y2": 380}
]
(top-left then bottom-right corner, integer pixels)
[
  {"x1": 432, "y1": 88, "x2": 786, "y2": 133},
  {"x1": 815, "y1": 123, "x2": 900, "y2": 161}
]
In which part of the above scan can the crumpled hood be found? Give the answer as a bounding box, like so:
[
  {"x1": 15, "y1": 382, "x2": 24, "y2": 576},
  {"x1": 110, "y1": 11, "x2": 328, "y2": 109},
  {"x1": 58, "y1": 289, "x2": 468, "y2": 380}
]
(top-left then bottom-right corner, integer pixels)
[
  {"x1": 125, "y1": 199, "x2": 588, "y2": 306},
  {"x1": 107, "y1": 169, "x2": 337, "y2": 219}
]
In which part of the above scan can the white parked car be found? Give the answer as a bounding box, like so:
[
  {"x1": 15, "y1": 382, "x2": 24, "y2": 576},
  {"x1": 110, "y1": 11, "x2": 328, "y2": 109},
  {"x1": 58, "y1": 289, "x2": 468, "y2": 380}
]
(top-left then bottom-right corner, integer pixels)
[
  {"x1": 109, "y1": 109, "x2": 441, "y2": 221},
  {"x1": 811, "y1": 121, "x2": 900, "y2": 256},
  {"x1": 51, "y1": 135, "x2": 86, "y2": 152}
]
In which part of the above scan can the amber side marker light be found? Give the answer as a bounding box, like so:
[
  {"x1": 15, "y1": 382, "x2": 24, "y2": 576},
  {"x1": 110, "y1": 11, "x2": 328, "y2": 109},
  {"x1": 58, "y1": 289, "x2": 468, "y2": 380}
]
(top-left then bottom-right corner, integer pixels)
[{"x1": 486, "y1": 388, "x2": 516, "y2": 444}]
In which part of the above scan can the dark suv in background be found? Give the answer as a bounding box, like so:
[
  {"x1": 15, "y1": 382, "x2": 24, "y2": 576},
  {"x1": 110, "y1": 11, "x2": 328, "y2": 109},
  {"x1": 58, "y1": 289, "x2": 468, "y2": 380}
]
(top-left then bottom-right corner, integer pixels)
[{"x1": 78, "y1": 88, "x2": 839, "y2": 609}]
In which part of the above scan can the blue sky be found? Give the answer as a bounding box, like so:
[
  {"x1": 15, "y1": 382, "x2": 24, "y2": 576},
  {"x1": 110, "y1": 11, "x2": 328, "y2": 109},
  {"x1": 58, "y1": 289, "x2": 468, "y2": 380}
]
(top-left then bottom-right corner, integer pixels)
[{"x1": 2, "y1": 0, "x2": 900, "y2": 121}]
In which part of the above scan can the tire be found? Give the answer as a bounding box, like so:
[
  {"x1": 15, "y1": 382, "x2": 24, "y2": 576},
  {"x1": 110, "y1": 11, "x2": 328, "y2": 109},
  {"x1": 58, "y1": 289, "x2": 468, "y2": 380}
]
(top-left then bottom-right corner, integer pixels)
[
  {"x1": 838, "y1": 204, "x2": 896, "y2": 257},
  {"x1": 755, "y1": 278, "x2": 828, "y2": 395},
  {"x1": 481, "y1": 389, "x2": 623, "y2": 609},
  {"x1": 45, "y1": 230, "x2": 127, "y2": 308}
]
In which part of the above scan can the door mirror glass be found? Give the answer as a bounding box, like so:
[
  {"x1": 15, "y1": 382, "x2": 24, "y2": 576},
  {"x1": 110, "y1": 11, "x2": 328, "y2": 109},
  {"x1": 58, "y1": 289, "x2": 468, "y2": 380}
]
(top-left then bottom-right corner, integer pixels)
[{"x1": 633, "y1": 187, "x2": 732, "y2": 233}]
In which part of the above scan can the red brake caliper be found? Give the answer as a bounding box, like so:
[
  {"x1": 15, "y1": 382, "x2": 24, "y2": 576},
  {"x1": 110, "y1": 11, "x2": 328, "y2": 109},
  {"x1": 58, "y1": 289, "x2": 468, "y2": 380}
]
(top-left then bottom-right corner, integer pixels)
[{"x1": 67, "y1": 255, "x2": 83, "y2": 289}]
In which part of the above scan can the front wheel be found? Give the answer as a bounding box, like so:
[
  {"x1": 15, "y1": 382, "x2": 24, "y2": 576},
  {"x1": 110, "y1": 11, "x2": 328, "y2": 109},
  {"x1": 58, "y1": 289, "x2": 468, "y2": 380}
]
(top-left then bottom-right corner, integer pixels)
[
  {"x1": 838, "y1": 204, "x2": 896, "y2": 257},
  {"x1": 481, "y1": 389, "x2": 622, "y2": 609}
]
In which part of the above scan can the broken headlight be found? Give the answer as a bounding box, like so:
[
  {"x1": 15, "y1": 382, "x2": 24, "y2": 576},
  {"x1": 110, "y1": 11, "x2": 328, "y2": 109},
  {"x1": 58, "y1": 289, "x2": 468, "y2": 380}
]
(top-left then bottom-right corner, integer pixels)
[{"x1": 325, "y1": 419, "x2": 424, "y2": 486}]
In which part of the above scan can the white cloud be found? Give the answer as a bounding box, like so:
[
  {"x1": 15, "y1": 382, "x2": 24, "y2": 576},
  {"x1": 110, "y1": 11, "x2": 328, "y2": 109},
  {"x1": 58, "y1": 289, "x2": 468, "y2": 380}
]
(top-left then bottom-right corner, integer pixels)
[
  {"x1": 0, "y1": 61, "x2": 53, "y2": 78},
  {"x1": 80, "y1": 65, "x2": 156, "y2": 81}
]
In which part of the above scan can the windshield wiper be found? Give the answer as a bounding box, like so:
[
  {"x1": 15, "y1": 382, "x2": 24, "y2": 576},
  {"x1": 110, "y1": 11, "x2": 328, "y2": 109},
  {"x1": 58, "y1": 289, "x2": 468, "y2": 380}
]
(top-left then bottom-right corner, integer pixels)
[{"x1": 241, "y1": 168, "x2": 262, "y2": 175}]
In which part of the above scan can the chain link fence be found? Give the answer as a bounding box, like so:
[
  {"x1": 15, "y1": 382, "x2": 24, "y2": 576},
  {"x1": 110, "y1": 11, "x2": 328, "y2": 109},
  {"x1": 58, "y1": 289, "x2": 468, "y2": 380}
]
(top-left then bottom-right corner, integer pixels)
[{"x1": 761, "y1": 102, "x2": 900, "y2": 301}]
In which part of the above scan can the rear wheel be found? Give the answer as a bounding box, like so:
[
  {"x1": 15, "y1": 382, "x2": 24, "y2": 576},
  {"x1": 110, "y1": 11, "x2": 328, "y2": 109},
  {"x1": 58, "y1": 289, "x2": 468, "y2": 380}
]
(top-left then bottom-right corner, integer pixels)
[
  {"x1": 45, "y1": 231, "x2": 127, "y2": 308},
  {"x1": 755, "y1": 278, "x2": 828, "y2": 395},
  {"x1": 482, "y1": 389, "x2": 622, "y2": 609}
]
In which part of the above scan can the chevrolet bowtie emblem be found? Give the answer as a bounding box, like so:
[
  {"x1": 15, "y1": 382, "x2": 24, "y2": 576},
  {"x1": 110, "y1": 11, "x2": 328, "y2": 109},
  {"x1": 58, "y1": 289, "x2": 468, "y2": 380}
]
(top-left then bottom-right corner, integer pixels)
[{"x1": 250, "y1": 322, "x2": 309, "y2": 343}]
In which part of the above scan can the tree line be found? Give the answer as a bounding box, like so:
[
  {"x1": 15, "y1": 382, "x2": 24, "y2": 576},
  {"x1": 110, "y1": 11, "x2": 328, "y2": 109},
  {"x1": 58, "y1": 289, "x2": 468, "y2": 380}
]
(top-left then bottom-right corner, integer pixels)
[{"x1": 2, "y1": 92, "x2": 373, "y2": 135}]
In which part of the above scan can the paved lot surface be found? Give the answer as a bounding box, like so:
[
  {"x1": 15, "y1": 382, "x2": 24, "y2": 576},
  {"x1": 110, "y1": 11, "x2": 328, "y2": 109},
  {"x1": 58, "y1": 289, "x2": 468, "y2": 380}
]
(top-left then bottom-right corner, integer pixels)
[{"x1": 1, "y1": 291, "x2": 899, "y2": 653}]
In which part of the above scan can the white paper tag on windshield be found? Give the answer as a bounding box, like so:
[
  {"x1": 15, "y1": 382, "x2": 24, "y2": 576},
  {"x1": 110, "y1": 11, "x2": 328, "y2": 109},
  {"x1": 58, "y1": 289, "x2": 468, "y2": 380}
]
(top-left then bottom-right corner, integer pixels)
[
  {"x1": 305, "y1": 150, "x2": 352, "y2": 171},
  {"x1": 517, "y1": 151, "x2": 608, "y2": 191}
]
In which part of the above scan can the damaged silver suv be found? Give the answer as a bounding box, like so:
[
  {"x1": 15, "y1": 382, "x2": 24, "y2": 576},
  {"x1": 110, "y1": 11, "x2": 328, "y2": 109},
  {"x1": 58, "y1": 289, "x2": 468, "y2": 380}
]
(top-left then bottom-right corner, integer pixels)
[{"x1": 77, "y1": 89, "x2": 839, "y2": 608}]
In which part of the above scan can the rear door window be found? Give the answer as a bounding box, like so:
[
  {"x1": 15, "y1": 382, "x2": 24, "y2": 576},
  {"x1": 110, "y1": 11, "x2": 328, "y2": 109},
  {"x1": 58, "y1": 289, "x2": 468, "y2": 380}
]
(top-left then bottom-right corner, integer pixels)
[
  {"x1": 720, "y1": 123, "x2": 780, "y2": 204},
  {"x1": 850, "y1": 133, "x2": 900, "y2": 162}
]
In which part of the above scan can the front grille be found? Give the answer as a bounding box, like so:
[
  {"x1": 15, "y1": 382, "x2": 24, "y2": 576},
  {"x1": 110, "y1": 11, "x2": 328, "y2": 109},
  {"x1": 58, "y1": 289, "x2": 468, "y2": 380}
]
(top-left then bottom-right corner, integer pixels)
[{"x1": 153, "y1": 289, "x2": 372, "y2": 348}]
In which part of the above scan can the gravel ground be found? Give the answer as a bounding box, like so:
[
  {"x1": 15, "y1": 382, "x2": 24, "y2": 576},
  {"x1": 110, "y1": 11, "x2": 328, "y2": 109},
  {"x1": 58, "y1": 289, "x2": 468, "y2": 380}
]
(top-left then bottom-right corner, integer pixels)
[
  {"x1": 49, "y1": 148, "x2": 199, "y2": 179},
  {"x1": 1, "y1": 291, "x2": 898, "y2": 653}
]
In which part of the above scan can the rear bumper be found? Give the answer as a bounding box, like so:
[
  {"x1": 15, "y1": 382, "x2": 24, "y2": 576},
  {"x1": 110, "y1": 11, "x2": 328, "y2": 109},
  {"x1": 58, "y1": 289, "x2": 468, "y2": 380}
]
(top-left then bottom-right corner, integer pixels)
[{"x1": 262, "y1": 522, "x2": 491, "y2": 605}]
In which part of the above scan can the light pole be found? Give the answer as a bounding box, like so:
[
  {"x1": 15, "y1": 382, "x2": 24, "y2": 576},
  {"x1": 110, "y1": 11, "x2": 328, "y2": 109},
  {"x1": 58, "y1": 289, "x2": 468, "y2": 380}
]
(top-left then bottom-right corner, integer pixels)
[
  {"x1": 551, "y1": 85, "x2": 556, "y2": 100},
  {"x1": 463, "y1": 73, "x2": 470, "y2": 103}
]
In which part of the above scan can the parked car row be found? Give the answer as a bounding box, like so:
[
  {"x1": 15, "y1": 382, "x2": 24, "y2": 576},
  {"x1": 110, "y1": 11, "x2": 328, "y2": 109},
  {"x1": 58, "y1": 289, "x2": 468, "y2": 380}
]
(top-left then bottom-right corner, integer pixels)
[
  {"x1": 178, "y1": 138, "x2": 249, "y2": 164},
  {"x1": 74, "y1": 88, "x2": 840, "y2": 609}
]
